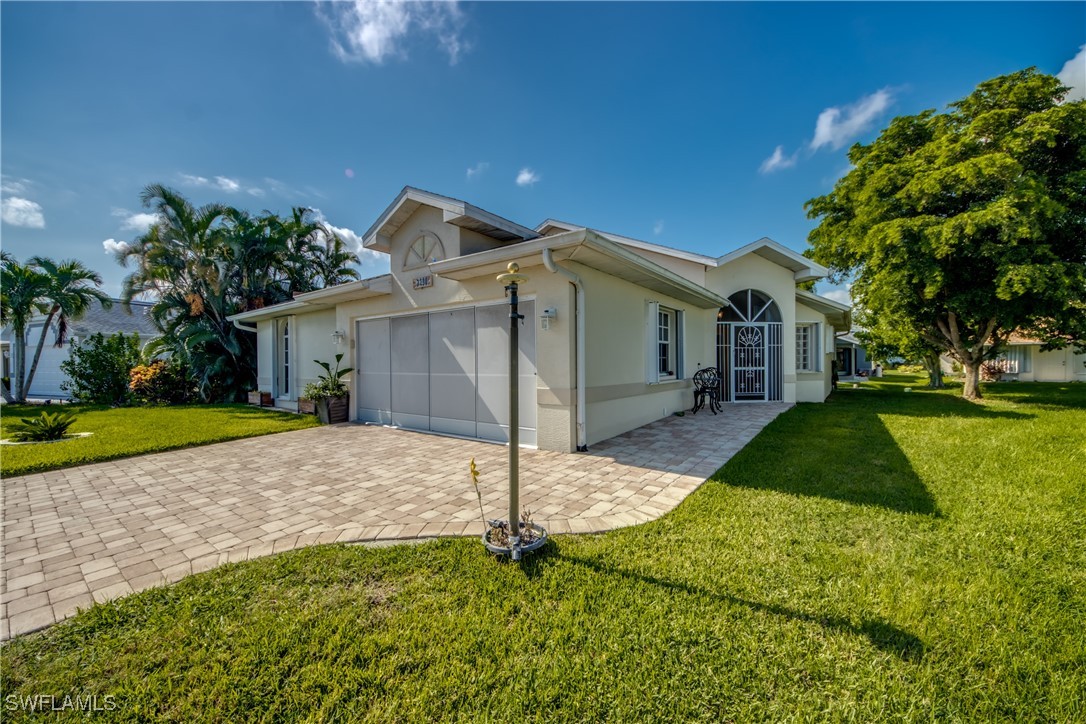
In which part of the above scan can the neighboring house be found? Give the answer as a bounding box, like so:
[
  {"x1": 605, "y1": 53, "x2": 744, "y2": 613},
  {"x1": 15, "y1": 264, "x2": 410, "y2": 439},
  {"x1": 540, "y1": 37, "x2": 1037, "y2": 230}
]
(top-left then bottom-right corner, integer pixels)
[
  {"x1": 939, "y1": 333, "x2": 1086, "y2": 383},
  {"x1": 0, "y1": 301, "x2": 158, "y2": 399},
  {"x1": 228, "y1": 186, "x2": 851, "y2": 452},
  {"x1": 835, "y1": 332, "x2": 872, "y2": 378}
]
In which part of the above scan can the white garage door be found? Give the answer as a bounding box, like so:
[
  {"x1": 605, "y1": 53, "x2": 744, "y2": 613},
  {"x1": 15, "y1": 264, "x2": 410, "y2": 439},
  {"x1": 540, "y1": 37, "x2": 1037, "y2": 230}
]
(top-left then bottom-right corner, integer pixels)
[{"x1": 355, "y1": 301, "x2": 537, "y2": 445}]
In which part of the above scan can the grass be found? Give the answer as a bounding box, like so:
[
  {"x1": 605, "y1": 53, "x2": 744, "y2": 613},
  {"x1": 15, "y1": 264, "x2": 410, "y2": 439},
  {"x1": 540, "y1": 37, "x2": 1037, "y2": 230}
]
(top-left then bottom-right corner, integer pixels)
[
  {"x1": 2, "y1": 374, "x2": 1084, "y2": 722},
  {"x1": 0, "y1": 403, "x2": 320, "y2": 477}
]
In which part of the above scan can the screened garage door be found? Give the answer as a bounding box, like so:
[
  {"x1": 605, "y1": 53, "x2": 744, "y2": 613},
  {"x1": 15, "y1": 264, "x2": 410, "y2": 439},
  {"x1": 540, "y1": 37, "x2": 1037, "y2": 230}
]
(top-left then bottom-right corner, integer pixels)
[{"x1": 355, "y1": 301, "x2": 537, "y2": 445}]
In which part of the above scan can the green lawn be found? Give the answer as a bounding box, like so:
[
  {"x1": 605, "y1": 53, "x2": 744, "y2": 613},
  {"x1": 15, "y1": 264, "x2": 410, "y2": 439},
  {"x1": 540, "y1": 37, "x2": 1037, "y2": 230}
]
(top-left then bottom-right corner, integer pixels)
[
  {"x1": 0, "y1": 404, "x2": 320, "y2": 477},
  {"x1": 2, "y1": 375, "x2": 1084, "y2": 721}
]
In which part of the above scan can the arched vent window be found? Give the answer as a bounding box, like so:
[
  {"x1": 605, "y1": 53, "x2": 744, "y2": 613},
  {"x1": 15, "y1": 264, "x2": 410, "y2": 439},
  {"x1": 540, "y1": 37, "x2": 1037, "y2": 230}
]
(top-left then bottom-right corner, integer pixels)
[
  {"x1": 403, "y1": 231, "x2": 446, "y2": 271},
  {"x1": 719, "y1": 289, "x2": 781, "y2": 324}
]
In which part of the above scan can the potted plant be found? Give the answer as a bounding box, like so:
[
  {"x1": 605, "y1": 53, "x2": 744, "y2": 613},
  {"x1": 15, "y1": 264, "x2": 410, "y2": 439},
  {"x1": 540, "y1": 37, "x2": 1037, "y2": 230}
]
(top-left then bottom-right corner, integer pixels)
[
  {"x1": 297, "y1": 398, "x2": 317, "y2": 415},
  {"x1": 303, "y1": 353, "x2": 353, "y2": 424},
  {"x1": 469, "y1": 458, "x2": 548, "y2": 558}
]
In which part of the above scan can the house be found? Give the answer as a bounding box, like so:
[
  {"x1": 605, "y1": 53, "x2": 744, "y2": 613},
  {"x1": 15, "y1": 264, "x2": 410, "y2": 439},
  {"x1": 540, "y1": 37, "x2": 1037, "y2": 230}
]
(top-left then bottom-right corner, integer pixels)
[
  {"x1": 835, "y1": 332, "x2": 872, "y2": 378},
  {"x1": 0, "y1": 301, "x2": 158, "y2": 400},
  {"x1": 940, "y1": 333, "x2": 1086, "y2": 382},
  {"x1": 228, "y1": 186, "x2": 851, "y2": 452}
]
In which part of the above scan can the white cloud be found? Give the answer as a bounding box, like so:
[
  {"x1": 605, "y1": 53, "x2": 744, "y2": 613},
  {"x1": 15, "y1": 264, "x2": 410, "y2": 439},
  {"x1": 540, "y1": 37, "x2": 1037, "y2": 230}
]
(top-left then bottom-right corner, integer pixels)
[
  {"x1": 247, "y1": 187, "x2": 266, "y2": 197},
  {"x1": 1, "y1": 197, "x2": 45, "y2": 228},
  {"x1": 760, "y1": 145, "x2": 798, "y2": 174},
  {"x1": 1, "y1": 176, "x2": 31, "y2": 195},
  {"x1": 179, "y1": 173, "x2": 210, "y2": 187},
  {"x1": 102, "y1": 239, "x2": 131, "y2": 255},
  {"x1": 317, "y1": 0, "x2": 466, "y2": 66},
  {"x1": 311, "y1": 209, "x2": 383, "y2": 261},
  {"x1": 215, "y1": 176, "x2": 240, "y2": 192},
  {"x1": 653, "y1": 220, "x2": 665, "y2": 236},
  {"x1": 1057, "y1": 45, "x2": 1085, "y2": 102},
  {"x1": 177, "y1": 173, "x2": 244, "y2": 193},
  {"x1": 810, "y1": 88, "x2": 894, "y2": 151},
  {"x1": 111, "y1": 208, "x2": 159, "y2": 232},
  {"x1": 516, "y1": 168, "x2": 540, "y2": 187},
  {"x1": 466, "y1": 161, "x2": 489, "y2": 180}
]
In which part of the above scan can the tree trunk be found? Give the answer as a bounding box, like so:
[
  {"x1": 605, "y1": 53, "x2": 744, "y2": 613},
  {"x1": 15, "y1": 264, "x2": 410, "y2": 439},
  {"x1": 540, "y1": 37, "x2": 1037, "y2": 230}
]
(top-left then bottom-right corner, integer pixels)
[
  {"x1": 923, "y1": 351, "x2": 945, "y2": 389},
  {"x1": 11, "y1": 321, "x2": 28, "y2": 403},
  {"x1": 24, "y1": 308, "x2": 58, "y2": 400},
  {"x1": 962, "y1": 361, "x2": 984, "y2": 400}
]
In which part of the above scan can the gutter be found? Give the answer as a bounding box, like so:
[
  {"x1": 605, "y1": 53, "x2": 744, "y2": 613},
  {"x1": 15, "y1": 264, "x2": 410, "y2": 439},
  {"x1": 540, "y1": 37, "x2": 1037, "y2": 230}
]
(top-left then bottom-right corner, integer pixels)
[
  {"x1": 233, "y1": 318, "x2": 258, "y2": 333},
  {"x1": 543, "y1": 248, "x2": 588, "y2": 452}
]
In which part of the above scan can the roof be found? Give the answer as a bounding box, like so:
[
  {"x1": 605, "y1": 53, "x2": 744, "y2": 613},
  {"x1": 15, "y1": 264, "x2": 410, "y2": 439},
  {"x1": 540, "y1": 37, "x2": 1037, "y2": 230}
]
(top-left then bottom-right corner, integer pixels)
[
  {"x1": 228, "y1": 276, "x2": 393, "y2": 323},
  {"x1": 536, "y1": 219, "x2": 719, "y2": 266},
  {"x1": 18, "y1": 300, "x2": 160, "y2": 339},
  {"x1": 715, "y1": 237, "x2": 829, "y2": 283},
  {"x1": 795, "y1": 288, "x2": 851, "y2": 330},
  {"x1": 431, "y1": 228, "x2": 728, "y2": 309},
  {"x1": 541, "y1": 221, "x2": 827, "y2": 283},
  {"x1": 362, "y1": 186, "x2": 540, "y2": 253}
]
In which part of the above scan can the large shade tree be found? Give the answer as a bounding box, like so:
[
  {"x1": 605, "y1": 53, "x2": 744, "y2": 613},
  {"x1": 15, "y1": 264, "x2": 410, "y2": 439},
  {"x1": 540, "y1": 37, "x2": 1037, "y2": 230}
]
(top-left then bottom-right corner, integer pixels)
[
  {"x1": 807, "y1": 69, "x2": 1086, "y2": 399},
  {"x1": 118, "y1": 185, "x2": 361, "y2": 401}
]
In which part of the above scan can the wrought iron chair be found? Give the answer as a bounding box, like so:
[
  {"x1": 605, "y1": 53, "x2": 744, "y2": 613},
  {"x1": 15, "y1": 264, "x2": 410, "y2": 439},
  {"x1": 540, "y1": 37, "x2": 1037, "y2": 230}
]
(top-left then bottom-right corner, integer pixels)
[{"x1": 691, "y1": 367, "x2": 722, "y2": 415}]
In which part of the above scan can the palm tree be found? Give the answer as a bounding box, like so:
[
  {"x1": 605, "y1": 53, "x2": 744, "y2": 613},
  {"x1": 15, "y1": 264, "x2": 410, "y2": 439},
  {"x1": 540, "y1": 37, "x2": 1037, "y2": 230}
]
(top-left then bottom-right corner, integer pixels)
[
  {"x1": 115, "y1": 186, "x2": 364, "y2": 401},
  {"x1": 268, "y1": 207, "x2": 360, "y2": 294},
  {"x1": 1, "y1": 256, "x2": 53, "y2": 402},
  {"x1": 119, "y1": 185, "x2": 255, "y2": 401},
  {"x1": 22, "y1": 257, "x2": 113, "y2": 398}
]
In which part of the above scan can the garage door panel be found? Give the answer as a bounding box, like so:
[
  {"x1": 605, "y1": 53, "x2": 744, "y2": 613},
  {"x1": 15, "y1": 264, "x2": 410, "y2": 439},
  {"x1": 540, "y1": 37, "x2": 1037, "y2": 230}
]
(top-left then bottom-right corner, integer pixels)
[
  {"x1": 356, "y1": 303, "x2": 536, "y2": 446},
  {"x1": 475, "y1": 301, "x2": 537, "y2": 445},
  {"x1": 390, "y1": 314, "x2": 429, "y2": 417},
  {"x1": 429, "y1": 308, "x2": 476, "y2": 433},
  {"x1": 357, "y1": 318, "x2": 392, "y2": 423}
]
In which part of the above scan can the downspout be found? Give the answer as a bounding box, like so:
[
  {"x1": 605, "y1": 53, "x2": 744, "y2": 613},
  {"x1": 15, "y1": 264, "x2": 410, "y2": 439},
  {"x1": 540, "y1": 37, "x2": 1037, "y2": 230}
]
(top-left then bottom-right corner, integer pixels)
[
  {"x1": 542, "y1": 248, "x2": 588, "y2": 452},
  {"x1": 232, "y1": 318, "x2": 258, "y2": 333}
]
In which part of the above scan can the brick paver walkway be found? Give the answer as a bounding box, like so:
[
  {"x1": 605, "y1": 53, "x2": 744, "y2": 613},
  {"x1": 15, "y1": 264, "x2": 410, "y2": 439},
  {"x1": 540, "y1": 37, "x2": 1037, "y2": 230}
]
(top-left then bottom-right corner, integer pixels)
[{"x1": 1, "y1": 403, "x2": 790, "y2": 639}]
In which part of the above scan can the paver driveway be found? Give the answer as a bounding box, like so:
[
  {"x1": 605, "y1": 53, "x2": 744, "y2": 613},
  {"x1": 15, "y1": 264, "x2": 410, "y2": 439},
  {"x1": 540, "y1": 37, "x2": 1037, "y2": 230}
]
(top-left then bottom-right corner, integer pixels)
[{"x1": 1, "y1": 403, "x2": 790, "y2": 639}]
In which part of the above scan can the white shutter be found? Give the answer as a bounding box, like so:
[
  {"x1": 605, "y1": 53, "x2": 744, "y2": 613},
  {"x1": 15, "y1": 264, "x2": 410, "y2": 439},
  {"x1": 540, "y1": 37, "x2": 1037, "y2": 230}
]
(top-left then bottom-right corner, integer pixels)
[
  {"x1": 646, "y1": 301, "x2": 660, "y2": 384},
  {"x1": 676, "y1": 310, "x2": 686, "y2": 379}
]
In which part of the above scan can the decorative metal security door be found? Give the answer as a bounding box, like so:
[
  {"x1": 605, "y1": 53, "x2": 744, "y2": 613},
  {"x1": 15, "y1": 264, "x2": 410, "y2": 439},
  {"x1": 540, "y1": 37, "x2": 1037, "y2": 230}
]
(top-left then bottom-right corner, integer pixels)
[
  {"x1": 732, "y1": 324, "x2": 767, "y2": 401},
  {"x1": 716, "y1": 289, "x2": 784, "y2": 403}
]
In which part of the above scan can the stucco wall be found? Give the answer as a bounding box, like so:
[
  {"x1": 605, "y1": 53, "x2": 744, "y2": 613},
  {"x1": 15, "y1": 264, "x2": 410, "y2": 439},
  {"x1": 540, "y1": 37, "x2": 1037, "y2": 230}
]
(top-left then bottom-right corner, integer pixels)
[
  {"x1": 576, "y1": 262, "x2": 714, "y2": 445},
  {"x1": 794, "y1": 300, "x2": 833, "y2": 402},
  {"x1": 293, "y1": 309, "x2": 338, "y2": 396}
]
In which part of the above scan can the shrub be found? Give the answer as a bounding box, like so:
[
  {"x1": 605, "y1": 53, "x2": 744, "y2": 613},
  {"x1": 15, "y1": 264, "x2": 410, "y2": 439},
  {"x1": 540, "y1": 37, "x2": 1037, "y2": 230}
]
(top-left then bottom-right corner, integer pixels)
[
  {"x1": 897, "y1": 364, "x2": 926, "y2": 374},
  {"x1": 129, "y1": 359, "x2": 196, "y2": 405},
  {"x1": 7, "y1": 411, "x2": 78, "y2": 442},
  {"x1": 60, "y1": 332, "x2": 142, "y2": 405}
]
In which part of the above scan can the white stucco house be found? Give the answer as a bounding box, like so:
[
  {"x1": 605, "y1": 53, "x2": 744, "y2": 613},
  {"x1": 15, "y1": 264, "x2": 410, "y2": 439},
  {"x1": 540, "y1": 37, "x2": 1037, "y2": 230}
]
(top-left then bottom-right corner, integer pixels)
[
  {"x1": 1, "y1": 301, "x2": 158, "y2": 400},
  {"x1": 939, "y1": 333, "x2": 1086, "y2": 383},
  {"x1": 228, "y1": 186, "x2": 851, "y2": 452}
]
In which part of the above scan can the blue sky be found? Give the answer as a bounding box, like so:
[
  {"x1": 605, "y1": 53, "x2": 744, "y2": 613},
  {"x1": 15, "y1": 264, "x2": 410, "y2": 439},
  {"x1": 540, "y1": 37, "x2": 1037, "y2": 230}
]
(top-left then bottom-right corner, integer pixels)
[{"x1": 2, "y1": 1, "x2": 1083, "y2": 303}]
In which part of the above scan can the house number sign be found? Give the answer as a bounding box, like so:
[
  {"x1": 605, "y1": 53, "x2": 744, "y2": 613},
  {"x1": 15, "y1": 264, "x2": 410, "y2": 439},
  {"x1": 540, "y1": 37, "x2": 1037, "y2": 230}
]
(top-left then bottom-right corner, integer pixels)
[{"x1": 413, "y1": 274, "x2": 433, "y2": 290}]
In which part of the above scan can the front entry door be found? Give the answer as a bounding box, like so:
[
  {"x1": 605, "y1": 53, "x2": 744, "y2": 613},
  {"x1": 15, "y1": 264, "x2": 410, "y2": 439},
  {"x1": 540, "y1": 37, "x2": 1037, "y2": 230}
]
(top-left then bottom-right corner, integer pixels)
[
  {"x1": 836, "y1": 348, "x2": 852, "y2": 376},
  {"x1": 732, "y1": 323, "x2": 767, "y2": 402}
]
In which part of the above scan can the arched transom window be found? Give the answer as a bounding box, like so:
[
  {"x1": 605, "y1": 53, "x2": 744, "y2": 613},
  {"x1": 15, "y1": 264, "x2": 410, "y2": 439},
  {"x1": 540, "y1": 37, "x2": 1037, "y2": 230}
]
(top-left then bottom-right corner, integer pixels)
[{"x1": 719, "y1": 289, "x2": 781, "y2": 323}]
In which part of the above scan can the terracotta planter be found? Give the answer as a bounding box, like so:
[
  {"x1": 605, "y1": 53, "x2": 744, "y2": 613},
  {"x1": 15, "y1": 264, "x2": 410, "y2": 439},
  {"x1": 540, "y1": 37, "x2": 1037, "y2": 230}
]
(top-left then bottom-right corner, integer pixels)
[
  {"x1": 316, "y1": 396, "x2": 349, "y2": 424},
  {"x1": 298, "y1": 398, "x2": 317, "y2": 415}
]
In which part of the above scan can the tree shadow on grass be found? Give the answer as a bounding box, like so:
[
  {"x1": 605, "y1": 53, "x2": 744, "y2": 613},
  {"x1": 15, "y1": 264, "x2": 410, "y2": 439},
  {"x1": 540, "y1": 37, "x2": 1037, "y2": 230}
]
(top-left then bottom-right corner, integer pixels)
[
  {"x1": 534, "y1": 552, "x2": 926, "y2": 663},
  {"x1": 715, "y1": 406, "x2": 942, "y2": 516}
]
